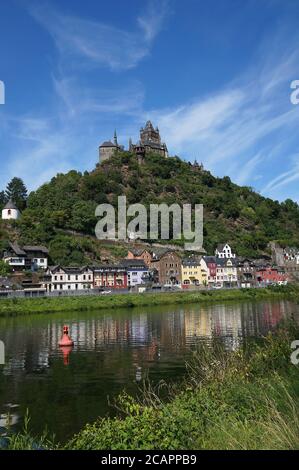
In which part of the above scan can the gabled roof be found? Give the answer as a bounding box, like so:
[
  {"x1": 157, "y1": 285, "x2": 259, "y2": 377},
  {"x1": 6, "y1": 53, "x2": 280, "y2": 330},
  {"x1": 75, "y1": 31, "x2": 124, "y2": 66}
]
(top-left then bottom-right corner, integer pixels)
[
  {"x1": 120, "y1": 259, "x2": 148, "y2": 269},
  {"x1": 203, "y1": 256, "x2": 217, "y2": 263},
  {"x1": 23, "y1": 246, "x2": 49, "y2": 254},
  {"x1": 182, "y1": 257, "x2": 202, "y2": 266},
  {"x1": 47, "y1": 265, "x2": 93, "y2": 274},
  {"x1": 100, "y1": 141, "x2": 117, "y2": 148},
  {"x1": 8, "y1": 242, "x2": 26, "y2": 256},
  {"x1": 3, "y1": 199, "x2": 18, "y2": 210},
  {"x1": 216, "y1": 258, "x2": 237, "y2": 267},
  {"x1": 216, "y1": 243, "x2": 228, "y2": 252}
]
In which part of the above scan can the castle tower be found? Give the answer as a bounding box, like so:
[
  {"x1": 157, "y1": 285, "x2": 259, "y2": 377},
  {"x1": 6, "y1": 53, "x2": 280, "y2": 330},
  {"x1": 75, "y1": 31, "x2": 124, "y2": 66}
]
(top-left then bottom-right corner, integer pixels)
[
  {"x1": 140, "y1": 120, "x2": 161, "y2": 145},
  {"x1": 2, "y1": 199, "x2": 20, "y2": 220}
]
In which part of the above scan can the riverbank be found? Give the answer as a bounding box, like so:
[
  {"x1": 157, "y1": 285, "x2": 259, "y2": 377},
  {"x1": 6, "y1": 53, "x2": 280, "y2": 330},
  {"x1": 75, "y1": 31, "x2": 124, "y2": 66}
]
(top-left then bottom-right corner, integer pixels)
[
  {"x1": 5, "y1": 319, "x2": 299, "y2": 450},
  {"x1": 0, "y1": 285, "x2": 298, "y2": 317}
]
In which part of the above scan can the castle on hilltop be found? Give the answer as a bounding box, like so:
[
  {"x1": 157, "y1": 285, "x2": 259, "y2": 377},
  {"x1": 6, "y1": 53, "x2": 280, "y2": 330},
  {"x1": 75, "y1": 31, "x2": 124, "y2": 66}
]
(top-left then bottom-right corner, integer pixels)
[{"x1": 99, "y1": 121, "x2": 168, "y2": 162}]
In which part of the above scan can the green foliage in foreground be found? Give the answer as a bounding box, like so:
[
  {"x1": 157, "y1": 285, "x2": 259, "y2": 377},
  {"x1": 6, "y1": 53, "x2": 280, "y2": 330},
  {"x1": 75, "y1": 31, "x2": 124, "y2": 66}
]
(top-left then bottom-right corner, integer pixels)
[
  {"x1": 5, "y1": 320, "x2": 299, "y2": 450},
  {"x1": 0, "y1": 285, "x2": 297, "y2": 317}
]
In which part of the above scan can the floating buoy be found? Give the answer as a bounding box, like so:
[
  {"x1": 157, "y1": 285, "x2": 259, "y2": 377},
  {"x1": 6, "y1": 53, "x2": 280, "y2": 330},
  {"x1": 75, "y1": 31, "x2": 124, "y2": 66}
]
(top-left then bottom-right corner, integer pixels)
[{"x1": 58, "y1": 325, "x2": 74, "y2": 347}]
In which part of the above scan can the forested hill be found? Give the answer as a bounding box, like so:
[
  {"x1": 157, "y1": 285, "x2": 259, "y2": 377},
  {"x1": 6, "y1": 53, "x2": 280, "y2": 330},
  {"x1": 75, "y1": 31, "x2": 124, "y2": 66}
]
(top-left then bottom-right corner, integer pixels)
[{"x1": 1, "y1": 151, "x2": 299, "y2": 265}]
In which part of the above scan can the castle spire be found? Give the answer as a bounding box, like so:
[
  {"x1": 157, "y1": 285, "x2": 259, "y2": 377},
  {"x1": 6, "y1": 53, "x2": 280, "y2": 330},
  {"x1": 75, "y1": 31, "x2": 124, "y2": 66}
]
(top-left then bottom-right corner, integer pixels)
[{"x1": 114, "y1": 129, "x2": 118, "y2": 146}]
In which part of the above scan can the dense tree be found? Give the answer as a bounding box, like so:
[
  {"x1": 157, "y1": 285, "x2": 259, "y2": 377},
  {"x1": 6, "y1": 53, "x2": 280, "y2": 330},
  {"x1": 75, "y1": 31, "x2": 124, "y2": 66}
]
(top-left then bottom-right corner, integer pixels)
[
  {"x1": 5, "y1": 177, "x2": 28, "y2": 210},
  {"x1": 0, "y1": 190, "x2": 6, "y2": 210},
  {"x1": 0, "y1": 260, "x2": 11, "y2": 276}
]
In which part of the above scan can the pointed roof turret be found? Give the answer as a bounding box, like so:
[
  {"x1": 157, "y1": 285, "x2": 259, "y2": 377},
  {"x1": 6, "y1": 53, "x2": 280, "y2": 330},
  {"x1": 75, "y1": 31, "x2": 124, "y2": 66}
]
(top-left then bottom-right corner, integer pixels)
[
  {"x1": 114, "y1": 129, "x2": 118, "y2": 146},
  {"x1": 4, "y1": 199, "x2": 18, "y2": 210}
]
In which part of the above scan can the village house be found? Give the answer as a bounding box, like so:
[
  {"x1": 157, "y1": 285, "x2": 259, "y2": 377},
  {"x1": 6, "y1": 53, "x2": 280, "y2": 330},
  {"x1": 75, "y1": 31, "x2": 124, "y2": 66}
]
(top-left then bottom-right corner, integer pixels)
[
  {"x1": 45, "y1": 266, "x2": 94, "y2": 292},
  {"x1": 236, "y1": 258, "x2": 256, "y2": 288},
  {"x1": 255, "y1": 266, "x2": 288, "y2": 286},
  {"x1": 181, "y1": 257, "x2": 208, "y2": 288},
  {"x1": 120, "y1": 259, "x2": 149, "y2": 287},
  {"x1": 3, "y1": 242, "x2": 48, "y2": 271},
  {"x1": 215, "y1": 243, "x2": 236, "y2": 259},
  {"x1": 150, "y1": 251, "x2": 182, "y2": 286},
  {"x1": 126, "y1": 248, "x2": 153, "y2": 267},
  {"x1": 216, "y1": 258, "x2": 238, "y2": 287},
  {"x1": 93, "y1": 265, "x2": 127, "y2": 289},
  {"x1": 203, "y1": 256, "x2": 217, "y2": 285}
]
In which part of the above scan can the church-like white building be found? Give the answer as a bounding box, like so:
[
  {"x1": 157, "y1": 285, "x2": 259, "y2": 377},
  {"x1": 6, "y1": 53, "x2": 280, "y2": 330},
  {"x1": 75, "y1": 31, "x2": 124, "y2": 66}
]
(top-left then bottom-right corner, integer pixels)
[
  {"x1": 215, "y1": 243, "x2": 236, "y2": 259},
  {"x1": 1, "y1": 200, "x2": 20, "y2": 220}
]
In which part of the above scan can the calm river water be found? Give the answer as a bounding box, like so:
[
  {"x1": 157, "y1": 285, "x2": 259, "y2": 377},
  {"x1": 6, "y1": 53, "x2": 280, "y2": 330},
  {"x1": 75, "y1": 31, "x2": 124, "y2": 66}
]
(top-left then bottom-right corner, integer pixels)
[{"x1": 0, "y1": 299, "x2": 298, "y2": 442}]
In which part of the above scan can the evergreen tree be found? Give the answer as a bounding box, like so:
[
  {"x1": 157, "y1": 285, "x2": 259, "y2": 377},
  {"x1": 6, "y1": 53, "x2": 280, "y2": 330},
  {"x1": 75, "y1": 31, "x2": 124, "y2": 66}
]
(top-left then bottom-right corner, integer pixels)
[
  {"x1": 0, "y1": 190, "x2": 6, "y2": 208},
  {"x1": 5, "y1": 177, "x2": 28, "y2": 210}
]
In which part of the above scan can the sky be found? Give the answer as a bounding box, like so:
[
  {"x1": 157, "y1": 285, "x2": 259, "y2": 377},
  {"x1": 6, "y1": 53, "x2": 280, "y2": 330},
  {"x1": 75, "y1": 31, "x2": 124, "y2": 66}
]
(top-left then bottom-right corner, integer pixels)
[{"x1": 1, "y1": 0, "x2": 299, "y2": 202}]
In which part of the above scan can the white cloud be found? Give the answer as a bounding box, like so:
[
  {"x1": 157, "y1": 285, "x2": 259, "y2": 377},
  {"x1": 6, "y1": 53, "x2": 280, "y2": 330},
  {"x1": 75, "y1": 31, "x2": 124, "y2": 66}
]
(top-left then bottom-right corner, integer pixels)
[{"x1": 30, "y1": 1, "x2": 169, "y2": 71}]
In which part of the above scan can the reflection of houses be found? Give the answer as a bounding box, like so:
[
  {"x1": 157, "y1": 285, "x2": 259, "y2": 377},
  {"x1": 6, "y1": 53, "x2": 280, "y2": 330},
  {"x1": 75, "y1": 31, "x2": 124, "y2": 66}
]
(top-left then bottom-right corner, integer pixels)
[
  {"x1": 45, "y1": 266, "x2": 94, "y2": 291},
  {"x1": 94, "y1": 265, "x2": 127, "y2": 289},
  {"x1": 184, "y1": 308, "x2": 212, "y2": 340},
  {"x1": 216, "y1": 258, "x2": 238, "y2": 287},
  {"x1": 181, "y1": 257, "x2": 208, "y2": 288},
  {"x1": 3, "y1": 242, "x2": 48, "y2": 271}
]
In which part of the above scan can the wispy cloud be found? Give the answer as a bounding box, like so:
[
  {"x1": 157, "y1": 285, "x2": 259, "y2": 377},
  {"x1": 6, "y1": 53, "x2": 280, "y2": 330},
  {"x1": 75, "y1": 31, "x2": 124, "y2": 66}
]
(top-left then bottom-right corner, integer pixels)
[
  {"x1": 30, "y1": 1, "x2": 169, "y2": 71},
  {"x1": 147, "y1": 38, "x2": 299, "y2": 198}
]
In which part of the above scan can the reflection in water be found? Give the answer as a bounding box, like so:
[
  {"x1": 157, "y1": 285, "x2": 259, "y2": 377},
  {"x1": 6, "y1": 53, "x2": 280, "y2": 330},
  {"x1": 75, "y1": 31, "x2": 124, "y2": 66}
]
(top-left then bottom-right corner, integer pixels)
[{"x1": 0, "y1": 299, "x2": 297, "y2": 442}]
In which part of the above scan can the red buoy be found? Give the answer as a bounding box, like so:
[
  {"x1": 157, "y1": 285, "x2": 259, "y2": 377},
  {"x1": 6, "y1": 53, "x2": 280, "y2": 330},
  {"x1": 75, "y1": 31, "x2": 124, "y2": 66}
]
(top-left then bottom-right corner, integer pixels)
[{"x1": 58, "y1": 325, "x2": 74, "y2": 347}]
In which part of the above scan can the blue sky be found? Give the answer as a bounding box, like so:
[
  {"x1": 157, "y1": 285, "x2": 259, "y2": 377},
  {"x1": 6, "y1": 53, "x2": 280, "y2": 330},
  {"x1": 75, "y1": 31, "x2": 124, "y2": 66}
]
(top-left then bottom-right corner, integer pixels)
[{"x1": 1, "y1": 0, "x2": 299, "y2": 202}]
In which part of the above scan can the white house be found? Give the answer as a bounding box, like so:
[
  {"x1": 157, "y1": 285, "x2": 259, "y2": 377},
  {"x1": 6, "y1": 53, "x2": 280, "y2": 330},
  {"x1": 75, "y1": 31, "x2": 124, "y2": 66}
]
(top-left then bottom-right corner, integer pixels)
[
  {"x1": 1, "y1": 200, "x2": 20, "y2": 220},
  {"x1": 120, "y1": 259, "x2": 149, "y2": 287},
  {"x1": 216, "y1": 258, "x2": 238, "y2": 287},
  {"x1": 215, "y1": 243, "x2": 236, "y2": 259},
  {"x1": 45, "y1": 266, "x2": 94, "y2": 292},
  {"x1": 3, "y1": 242, "x2": 48, "y2": 271}
]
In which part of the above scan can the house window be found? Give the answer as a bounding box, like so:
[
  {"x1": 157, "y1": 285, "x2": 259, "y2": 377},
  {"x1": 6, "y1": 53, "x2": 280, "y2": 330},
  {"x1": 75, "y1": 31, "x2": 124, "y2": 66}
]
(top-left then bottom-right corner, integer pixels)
[
  {"x1": 68, "y1": 275, "x2": 71, "y2": 281},
  {"x1": 75, "y1": 275, "x2": 78, "y2": 280},
  {"x1": 83, "y1": 275, "x2": 86, "y2": 280},
  {"x1": 60, "y1": 275, "x2": 63, "y2": 280},
  {"x1": 54, "y1": 276, "x2": 57, "y2": 281},
  {"x1": 60, "y1": 284, "x2": 63, "y2": 289},
  {"x1": 75, "y1": 284, "x2": 78, "y2": 289},
  {"x1": 8, "y1": 209, "x2": 11, "y2": 215},
  {"x1": 68, "y1": 285, "x2": 71, "y2": 290}
]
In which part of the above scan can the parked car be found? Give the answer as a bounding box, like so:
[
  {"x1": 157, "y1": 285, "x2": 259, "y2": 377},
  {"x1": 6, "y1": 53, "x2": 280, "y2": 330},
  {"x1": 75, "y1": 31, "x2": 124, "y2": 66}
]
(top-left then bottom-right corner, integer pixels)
[{"x1": 100, "y1": 290, "x2": 112, "y2": 295}]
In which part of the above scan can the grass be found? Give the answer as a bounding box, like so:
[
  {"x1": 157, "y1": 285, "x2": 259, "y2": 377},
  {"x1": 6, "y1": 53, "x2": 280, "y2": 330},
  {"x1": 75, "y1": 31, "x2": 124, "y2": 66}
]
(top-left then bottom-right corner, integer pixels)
[
  {"x1": 0, "y1": 284, "x2": 298, "y2": 317},
  {"x1": 3, "y1": 319, "x2": 299, "y2": 450}
]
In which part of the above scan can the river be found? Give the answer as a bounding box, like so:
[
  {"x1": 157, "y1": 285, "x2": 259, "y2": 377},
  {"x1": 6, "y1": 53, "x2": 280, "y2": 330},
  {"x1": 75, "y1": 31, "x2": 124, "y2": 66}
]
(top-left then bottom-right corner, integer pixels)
[{"x1": 0, "y1": 298, "x2": 298, "y2": 442}]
